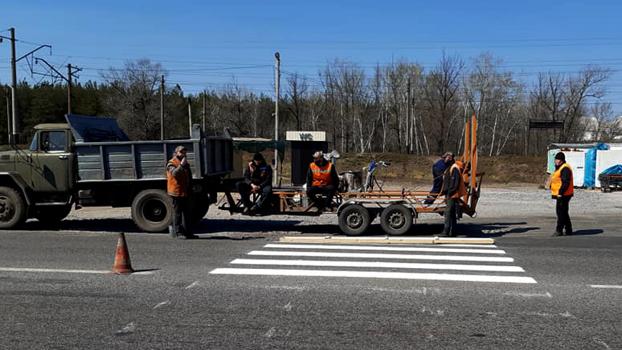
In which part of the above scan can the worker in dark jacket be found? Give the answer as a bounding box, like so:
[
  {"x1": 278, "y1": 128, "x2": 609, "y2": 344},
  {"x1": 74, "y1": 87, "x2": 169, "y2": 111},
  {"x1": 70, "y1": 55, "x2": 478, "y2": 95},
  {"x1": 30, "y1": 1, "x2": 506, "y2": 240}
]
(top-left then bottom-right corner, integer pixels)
[
  {"x1": 440, "y1": 158, "x2": 466, "y2": 237},
  {"x1": 551, "y1": 152, "x2": 574, "y2": 236},
  {"x1": 236, "y1": 153, "x2": 273, "y2": 214},
  {"x1": 167, "y1": 145, "x2": 197, "y2": 239},
  {"x1": 306, "y1": 151, "x2": 339, "y2": 209},
  {"x1": 424, "y1": 152, "x2": 453, "y2": 204}
]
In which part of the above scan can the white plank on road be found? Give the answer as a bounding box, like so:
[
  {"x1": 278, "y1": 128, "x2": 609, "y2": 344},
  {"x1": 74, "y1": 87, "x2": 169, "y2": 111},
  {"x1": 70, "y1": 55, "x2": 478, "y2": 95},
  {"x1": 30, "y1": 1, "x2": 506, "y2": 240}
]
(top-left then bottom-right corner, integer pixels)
[{"x1": 264, "y1": 243, "x2": 506, "y2": 254}]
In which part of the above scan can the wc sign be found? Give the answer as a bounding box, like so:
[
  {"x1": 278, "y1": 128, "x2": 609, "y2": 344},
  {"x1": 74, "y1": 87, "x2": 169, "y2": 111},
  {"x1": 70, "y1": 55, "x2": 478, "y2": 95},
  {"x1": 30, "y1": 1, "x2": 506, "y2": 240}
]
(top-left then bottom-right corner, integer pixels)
[{"x1": 286, "y1": 131, "x2": 326, "y2": 142}]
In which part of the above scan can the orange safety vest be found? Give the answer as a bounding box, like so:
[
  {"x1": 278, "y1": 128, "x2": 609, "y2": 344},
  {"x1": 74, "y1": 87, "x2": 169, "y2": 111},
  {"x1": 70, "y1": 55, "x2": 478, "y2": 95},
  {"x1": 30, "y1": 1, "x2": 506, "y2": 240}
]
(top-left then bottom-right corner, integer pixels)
[
  {"x1": 310, "y1": 161, "x2": 333, "y2": 187},
  {"x1": 550, "y1": 163, "x2": 574, "y2": 197},
  {"x1": 450, "y1": 163, "x2": 468, "y2": 199},
  {"x1": 166, "y1": 157, "x2": 191, "y2": 197}
]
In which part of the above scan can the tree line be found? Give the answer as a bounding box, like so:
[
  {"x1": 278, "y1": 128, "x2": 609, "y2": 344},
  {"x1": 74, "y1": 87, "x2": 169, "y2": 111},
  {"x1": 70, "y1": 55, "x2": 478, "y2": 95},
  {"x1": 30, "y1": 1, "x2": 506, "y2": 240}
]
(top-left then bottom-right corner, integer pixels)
[{"x1": 1, "y1": 53, "x2": 619, "y2": 155}]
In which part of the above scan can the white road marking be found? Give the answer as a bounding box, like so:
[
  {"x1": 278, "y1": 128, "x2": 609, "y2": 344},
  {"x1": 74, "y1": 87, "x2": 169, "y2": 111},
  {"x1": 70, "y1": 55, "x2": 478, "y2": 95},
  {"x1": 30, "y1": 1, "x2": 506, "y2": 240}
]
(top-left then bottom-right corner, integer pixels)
[
  {"x1": 283, "y1": 302, "x2": 292, "y2": 311},
  {"x1": 264, "y1": 327, "x2": 276, "y2": 338},
  {"x1": 504, "y1": 291, "x2": 552, "y2": 298},
  {"x1": 185, "y1": 280, "x2": 200, "y2": 289},
  {"x1": 265, "y1": 244, "x2": 506, "y2": 255},
  {"x1": 210, "y1": 268, "x2": 537, "y2": 284},
  {"x1": 131, "y1": 271, "x2": 156, "y2": 275},
  {"x1": 231, "y1": 258, "x2": 525, "y2": 272},
  {"x1": 248, "y1": 250, "x2": 514, "y2": 263},
  {"x1": 153, "y1": 301, "x2": 171, "y2": 309},
  {"x1": 115, "y1": 322, "x2": 136, "y2": 335},
  {"x1": 590, "y1": 285, "x2": 622, "y2": 289},
  {"x1": 0, "y1": 267, "x2": 109, "y2": 274},
  {"x1": 593, "y1": 338, "x2": 611, "y2": 350}
]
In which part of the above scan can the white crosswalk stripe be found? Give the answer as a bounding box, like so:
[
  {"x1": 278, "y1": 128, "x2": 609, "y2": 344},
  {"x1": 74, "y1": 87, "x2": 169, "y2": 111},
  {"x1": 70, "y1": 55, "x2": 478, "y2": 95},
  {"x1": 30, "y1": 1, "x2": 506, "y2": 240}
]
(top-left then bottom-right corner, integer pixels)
[{"x1": 209, "y1": 242, "x2": 537, "y2": 284}]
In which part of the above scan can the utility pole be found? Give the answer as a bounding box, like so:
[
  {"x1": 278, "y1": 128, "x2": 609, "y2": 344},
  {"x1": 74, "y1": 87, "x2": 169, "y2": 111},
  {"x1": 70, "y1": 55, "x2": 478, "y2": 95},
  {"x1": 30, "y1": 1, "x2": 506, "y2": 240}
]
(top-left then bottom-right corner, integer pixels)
[
  {"x1": 187, "y1": 97, "x2": 193, "y2": 138},
  {"x1": 202, "y1": 90, "x2": 207, "y2": 134},
  {"x1": 5, "y1": 91, "x2": 10, "y2": 143},
  {"x1": 274, "y1": 52, "x2": 281, "y2": 187},
  {"x1": 34, "y1": 58, "x2": 80, "y2": 116},
  {"x1": 160, "y1": 75, "x2": 164, "y2": 140},
  {"x1": 0, "y1": 28, "x2": 51, "y2": 144},
  {"x1": 66, "y1": 64, "x2": 82, "y2": 115},
  {"x1": 67, "y1": 64, "x2": 72, "y2": 114},
  {"x1": 9, "y1": 28, "x2": 18, "y2": 144},
  {"x1": 406, "y1": 76, "x2": 411, "y2": 154}
]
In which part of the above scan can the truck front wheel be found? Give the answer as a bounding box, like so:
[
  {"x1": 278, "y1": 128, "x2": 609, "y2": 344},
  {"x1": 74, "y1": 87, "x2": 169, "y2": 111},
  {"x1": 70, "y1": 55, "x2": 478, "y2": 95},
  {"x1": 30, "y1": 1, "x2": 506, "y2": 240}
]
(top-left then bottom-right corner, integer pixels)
[
  {"x1": 131, "y1": 189, "x2": 173, "y2": 232},
  {"x1": 0, "y1": 186, "x2": 27, "y2": 229}
]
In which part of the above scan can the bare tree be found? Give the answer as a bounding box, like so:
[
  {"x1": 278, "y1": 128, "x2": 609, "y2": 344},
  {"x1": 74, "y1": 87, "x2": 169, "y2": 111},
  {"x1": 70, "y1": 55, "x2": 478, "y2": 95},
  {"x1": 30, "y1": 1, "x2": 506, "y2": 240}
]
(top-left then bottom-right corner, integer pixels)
[
  {"x1": 423, "y1": 53, "x2": 464, "y2": 153},
  {"x1": 101, "y1": 59, "x2": 165, "y2": 140},
  {"x1": 284, "y1": 73, "x2": 309, "y2": 130}
]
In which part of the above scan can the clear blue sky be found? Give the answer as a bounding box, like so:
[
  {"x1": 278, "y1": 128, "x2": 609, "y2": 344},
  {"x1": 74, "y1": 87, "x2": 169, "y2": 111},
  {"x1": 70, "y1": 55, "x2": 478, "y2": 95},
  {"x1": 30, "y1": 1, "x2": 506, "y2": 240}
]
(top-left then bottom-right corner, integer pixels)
[{"x1": 2, "y1": 0, "x2": 622, "y2": 113}]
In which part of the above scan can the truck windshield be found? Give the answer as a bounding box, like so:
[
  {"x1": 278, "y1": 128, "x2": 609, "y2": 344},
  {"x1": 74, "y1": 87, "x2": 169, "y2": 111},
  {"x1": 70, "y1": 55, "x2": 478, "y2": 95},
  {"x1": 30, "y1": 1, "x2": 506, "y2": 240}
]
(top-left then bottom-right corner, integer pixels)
[
  {"x1": 40, "y1": 131, "x2": 66, "y2": 152},
  {"x1": 29, "y1": 134, "x2": 38, "y2": 151}
]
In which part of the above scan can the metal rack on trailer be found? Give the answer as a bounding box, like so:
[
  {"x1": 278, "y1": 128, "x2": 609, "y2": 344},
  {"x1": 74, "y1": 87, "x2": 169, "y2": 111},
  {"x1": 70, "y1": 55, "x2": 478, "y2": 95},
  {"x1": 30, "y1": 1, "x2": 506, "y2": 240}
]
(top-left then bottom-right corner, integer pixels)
[{"x1": 219, "y1": 114, "x2": 482, "y2": 236}]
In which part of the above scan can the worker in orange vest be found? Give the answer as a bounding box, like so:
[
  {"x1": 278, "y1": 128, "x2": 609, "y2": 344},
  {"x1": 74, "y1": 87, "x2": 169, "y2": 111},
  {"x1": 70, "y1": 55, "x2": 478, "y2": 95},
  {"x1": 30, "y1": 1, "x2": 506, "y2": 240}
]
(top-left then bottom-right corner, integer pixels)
[
  {"x1": 167, "y1": 145, "x2": 197, "y2": 239},
  {"x1": 551, "y1": 152, "x2": 574, "y2": 236},
  {"x1": 306, "y1": 151, "x2": 339, "y2": 210},
  {"x1": 440, "y1": 157, "x2": 467, "y2": 237}
]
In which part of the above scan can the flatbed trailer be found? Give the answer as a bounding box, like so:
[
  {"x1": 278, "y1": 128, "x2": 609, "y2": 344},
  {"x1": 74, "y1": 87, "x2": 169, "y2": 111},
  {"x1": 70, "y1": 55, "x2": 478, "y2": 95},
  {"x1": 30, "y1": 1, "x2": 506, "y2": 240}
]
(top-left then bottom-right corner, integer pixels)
[{"x1": 219, "y1": 114, "x2": 482, "y2": 236}]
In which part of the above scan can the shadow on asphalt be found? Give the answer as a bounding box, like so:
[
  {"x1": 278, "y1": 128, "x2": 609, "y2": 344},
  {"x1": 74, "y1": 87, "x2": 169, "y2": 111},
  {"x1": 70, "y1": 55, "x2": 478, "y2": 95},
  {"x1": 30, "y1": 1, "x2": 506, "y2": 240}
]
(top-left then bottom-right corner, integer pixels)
[
  {"x1": 20, "y1": 218, "x2": 304, "y2": 235},
  {"x1": 570, "y1": 229, "x2": 604, "y2": 236},
  {"x1": 19, "y1": 217, "x2": 543, "y2": 239}
]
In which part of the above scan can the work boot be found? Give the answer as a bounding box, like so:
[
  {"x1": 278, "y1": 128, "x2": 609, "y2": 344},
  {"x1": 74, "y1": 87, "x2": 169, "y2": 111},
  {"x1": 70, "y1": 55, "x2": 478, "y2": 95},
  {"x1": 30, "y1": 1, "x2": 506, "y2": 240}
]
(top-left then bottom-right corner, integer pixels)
[{"x1": 168, "y1": 225, "x2": 178, "y2": 238}]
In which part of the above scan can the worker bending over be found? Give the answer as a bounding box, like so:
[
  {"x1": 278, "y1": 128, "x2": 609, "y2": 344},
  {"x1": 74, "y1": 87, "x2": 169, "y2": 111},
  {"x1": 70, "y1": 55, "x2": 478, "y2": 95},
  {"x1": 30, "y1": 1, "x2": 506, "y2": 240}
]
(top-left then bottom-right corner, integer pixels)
[
  {"x1": 306, "y1": 151, "x2": 339, "y2": 210},
  {"x1": 440, "y1": 158, "x2": 467, "y2": 237},
  {"x1": 236, "y1": 152, "x2": 273, "y2": 214}
]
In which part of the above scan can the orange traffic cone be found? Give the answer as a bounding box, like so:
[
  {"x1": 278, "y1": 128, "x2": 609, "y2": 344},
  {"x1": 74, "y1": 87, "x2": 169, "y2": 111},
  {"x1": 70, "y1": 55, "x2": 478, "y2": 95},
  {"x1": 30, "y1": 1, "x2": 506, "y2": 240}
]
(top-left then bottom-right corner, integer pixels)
[{"x1": 112, "y1": 232, "x2": 134, "y2": 274}]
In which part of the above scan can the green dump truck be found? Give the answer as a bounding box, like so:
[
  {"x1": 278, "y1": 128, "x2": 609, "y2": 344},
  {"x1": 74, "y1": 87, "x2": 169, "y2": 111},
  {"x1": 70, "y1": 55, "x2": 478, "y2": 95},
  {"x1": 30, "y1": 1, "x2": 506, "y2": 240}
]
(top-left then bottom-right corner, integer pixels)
[{"x1": 0, "y1": 114, "x2": 233, "y2": 232}]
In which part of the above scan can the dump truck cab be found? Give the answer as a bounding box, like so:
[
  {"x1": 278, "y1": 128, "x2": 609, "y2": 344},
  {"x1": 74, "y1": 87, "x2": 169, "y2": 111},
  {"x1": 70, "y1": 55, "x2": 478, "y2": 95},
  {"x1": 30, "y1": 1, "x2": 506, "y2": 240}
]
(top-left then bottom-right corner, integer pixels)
[
  {"x1": 0, "y1": 123, "x2": 76, "y2": 228},
  {"x1": 27, "y1": 123, "x2": 76, "y2": 196}
]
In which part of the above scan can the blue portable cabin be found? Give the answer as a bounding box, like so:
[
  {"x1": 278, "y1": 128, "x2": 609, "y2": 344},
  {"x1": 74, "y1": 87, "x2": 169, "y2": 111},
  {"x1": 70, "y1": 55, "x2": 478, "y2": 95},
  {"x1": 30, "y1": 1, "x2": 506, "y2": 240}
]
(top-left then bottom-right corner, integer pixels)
[{"x1": 547, "y1": 142, "x2": 609, "y2": 188}]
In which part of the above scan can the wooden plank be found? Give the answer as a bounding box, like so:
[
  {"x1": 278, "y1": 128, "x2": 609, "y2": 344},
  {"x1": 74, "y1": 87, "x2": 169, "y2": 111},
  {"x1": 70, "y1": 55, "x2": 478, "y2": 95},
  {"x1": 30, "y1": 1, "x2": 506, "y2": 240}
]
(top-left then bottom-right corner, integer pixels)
[{"x1": 279, "y1": 236, "x2": 495, "y2": 245}]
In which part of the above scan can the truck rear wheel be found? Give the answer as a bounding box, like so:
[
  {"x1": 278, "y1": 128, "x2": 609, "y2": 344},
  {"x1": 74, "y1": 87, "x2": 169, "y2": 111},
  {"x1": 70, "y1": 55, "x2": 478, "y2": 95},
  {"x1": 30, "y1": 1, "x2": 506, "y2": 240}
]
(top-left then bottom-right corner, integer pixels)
[
  {"x1": 36, "y1": 205, "x2": 72, "y2": 225},
  {"x1": 380, "y1": 204, "x2": 413, "y2": 235},
  {"x1": 0, "y1": 186, "x2": 27, "y2": 229},
  {"x1": 131, "y1": 189, "x2": 173, "y2": 233},
  {"x1": 338, "y1": 204, "x2": 370, "y2": 236}
]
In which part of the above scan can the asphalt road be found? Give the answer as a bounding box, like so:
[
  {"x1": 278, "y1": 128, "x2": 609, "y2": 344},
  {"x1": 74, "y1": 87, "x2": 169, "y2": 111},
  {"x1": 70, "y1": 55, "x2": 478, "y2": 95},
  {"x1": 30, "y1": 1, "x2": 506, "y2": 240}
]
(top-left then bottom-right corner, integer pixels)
[{"x1": 0, "y1": 214, "x2": 621, "y2": 349}]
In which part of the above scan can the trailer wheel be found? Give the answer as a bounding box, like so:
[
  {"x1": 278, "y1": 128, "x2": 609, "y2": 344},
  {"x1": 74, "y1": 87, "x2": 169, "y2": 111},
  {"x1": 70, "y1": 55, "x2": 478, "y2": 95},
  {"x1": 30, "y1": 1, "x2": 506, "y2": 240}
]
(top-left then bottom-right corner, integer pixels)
[
  {"x1": 131, "y1": 189, "x2": 173, "y2": 232},
  {"x1": 338, "y1": 204, "x2": 370, "y2": 236},
  {"x1": 0, "y1": 186, "x2": 26, "y2": 229},
  {"x1": 380, "y1": 204, "x2": 413, "y2": 235},
  {"x1": 36, "y1": 205, "x2": 71, "y2": 225}
]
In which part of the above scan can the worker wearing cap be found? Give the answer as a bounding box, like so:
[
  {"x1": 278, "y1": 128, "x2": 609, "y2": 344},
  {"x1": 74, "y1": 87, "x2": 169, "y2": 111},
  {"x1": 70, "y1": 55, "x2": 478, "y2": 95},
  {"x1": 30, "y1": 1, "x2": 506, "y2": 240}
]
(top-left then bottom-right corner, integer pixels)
[
  {"x1": 306, "y1": 151, "x2": 339, "y2": 210},
  {"x1": 440, "y1": 156, "x2": 467, "y2": 237},
  {"x1": 236, "y1": 152, "x2": 273, "y2": 214},
  {"x1": 551, "y1": 151, "x2": 574, "y2": 236},
  {"x1": 166, "y1": 145, "x2": 197, "y2": 239}
]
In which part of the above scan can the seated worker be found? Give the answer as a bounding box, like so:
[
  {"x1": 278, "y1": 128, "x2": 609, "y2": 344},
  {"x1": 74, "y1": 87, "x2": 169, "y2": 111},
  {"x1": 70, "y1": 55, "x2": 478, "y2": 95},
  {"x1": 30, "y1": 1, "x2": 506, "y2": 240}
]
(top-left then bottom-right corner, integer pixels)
[
  {"x1": 306, "y1": 151, "x2": 339, "y2": 209},
  {"x1": 236, "y1": 153, "x2": 273, "y2": 214},
  {"x1": 424, "y1": 152, "x2": 454, "y2": 205}
]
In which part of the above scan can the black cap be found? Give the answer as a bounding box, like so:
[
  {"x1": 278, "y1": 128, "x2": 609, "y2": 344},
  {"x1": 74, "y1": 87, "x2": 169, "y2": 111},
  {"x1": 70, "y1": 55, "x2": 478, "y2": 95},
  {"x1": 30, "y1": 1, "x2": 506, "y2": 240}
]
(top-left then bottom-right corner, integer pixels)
[
  {"x1": 555, "y1": 152, "x2": 565, "y2": 161},
  {"x1": 252, "y1": 152, "x2": 265, "y2": 162}
]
